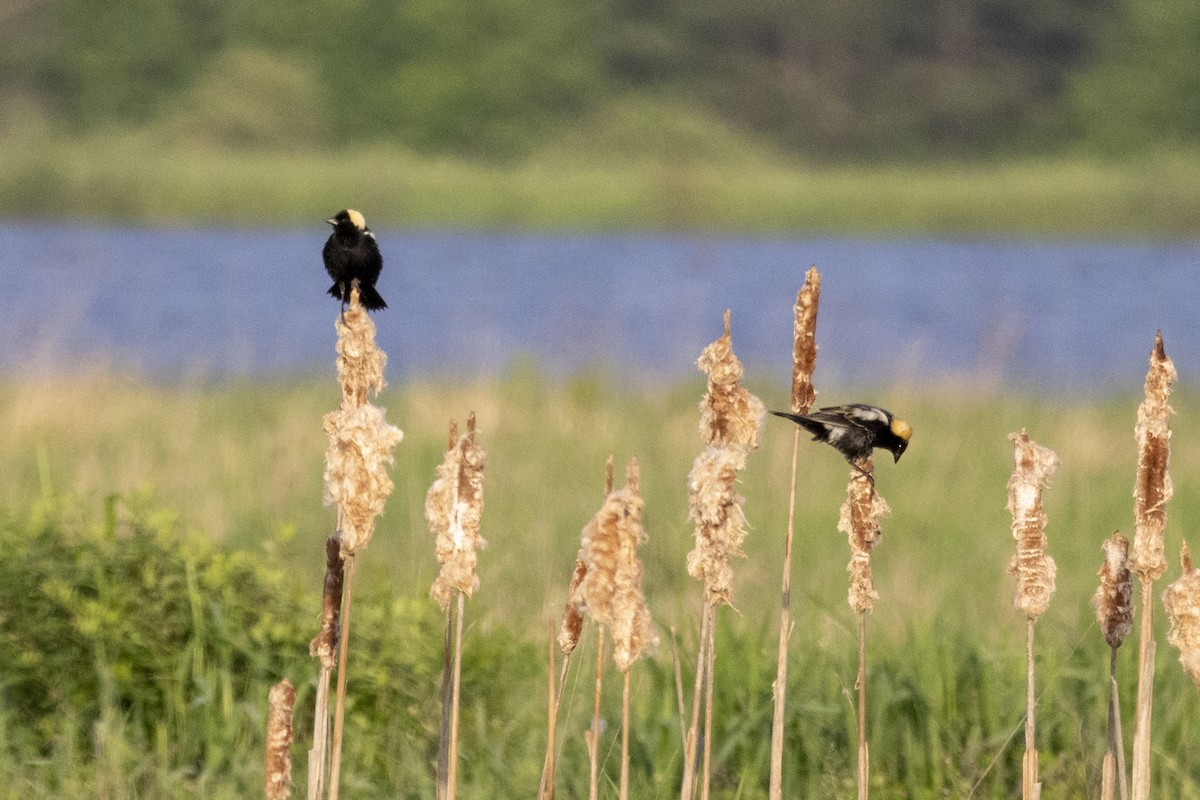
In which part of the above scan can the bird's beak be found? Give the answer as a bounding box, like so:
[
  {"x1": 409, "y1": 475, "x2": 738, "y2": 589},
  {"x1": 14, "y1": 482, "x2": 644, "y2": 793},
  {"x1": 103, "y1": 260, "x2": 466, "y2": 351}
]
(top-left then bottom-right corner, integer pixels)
[
  {"x1": 325, "y1": 218, "x2": 336, "y2": 226},
  {"x1": 893, "y1": 442, "x2": 907, "y2": 463}
]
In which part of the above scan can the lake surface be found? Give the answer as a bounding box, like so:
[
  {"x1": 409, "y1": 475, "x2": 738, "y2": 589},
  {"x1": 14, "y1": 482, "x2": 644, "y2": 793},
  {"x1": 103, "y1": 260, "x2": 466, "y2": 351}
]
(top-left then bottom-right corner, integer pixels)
[{"x1": 4, "y1": 222, "x2": 1196, "y2": 393}]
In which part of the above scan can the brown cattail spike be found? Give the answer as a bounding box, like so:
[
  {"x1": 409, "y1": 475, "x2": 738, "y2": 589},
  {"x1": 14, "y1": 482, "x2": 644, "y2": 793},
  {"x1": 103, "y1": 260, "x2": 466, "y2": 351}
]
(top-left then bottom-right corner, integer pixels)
[
  {"x1": 265, "y1": 679, "x2": 296, "y2": 800},
  {"x1": 1162, "y1": 540, "x2": 1200, "y2": 688},
  {"x1": 1007, "y1": 430, "x2": 1059, "y2": 620},
  {"x1": 1094, "y1": 532, "x2": 1134, "y2": 650},
  {"x1": 427, "y1": 414, "x2": 488, "y2": 611},
  {"x1": 1131, "y1": 330, "x2": 1176, "y2": 582},
  {"x1": 558, "y1": 556, "x2": 589, "y2": 656},
  {"x1": 791, "y1": 267, "x2": 821, "y2": 414},
  {"x1": 309, "y1": 537, "x2": 346, "y2": 669},
  {"x1": 697, "y1": 309, "x2": 765, "y2": 451}
]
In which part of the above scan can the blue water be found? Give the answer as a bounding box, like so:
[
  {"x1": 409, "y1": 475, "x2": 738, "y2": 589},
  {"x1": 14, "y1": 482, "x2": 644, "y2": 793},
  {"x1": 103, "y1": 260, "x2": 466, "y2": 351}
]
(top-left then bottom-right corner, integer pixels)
[{"x1": 5, "y1": 222, "x2": 1197, "y2": 392}]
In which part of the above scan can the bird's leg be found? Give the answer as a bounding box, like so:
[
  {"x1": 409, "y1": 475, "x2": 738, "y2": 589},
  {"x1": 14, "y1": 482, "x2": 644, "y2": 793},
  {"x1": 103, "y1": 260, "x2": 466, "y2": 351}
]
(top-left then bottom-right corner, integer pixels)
[{"x1": 850, "y1": 459, "x2": 875, "y2": 487}]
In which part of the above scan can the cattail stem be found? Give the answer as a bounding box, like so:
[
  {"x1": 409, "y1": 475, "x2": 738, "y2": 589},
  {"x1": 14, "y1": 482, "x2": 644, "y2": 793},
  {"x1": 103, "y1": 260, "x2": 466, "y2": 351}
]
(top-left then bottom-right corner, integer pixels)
[
  {"x1": 438, "y1": 608, "x2": 453, "y2": 800},
  {"x1": 1023, "y1": 617, "x2": 1039, "y2": 800},
  {"x1": 326, "y1": 555, "x2": 356, "y2": 800},
  {"x1": 1104, "y1": 646, "x2": 1129, "y2": 800},
  {"x1": 1130, "y1": 583, "x2": 1156, "y2": 800},
  {"x1": 700, "y1": 612, "x2": 716, "y2": 800},
  {"x1": 680, "y1": 603, "x2": 712, "y2": 800},
  {"x1": 306, "y1": 668, "x2": 331, "y2": 800},
  {"x1": 447, "y1": 592, "x2": 466, "y2": 800},
  {"x1": 538, "y1": 620, "x2": 559, "y2": 800},
  {"x1": 769, "y1": 426, "x2": 801, "y2": 800},
  {"x1": 620, "y1": 670, "x2": 631, "y2": 800},
  {"x1": 589, "y1": 625, "x2": 605, "y2": 800},
  {"x1": 856, "y1": 611, "x2": 869, "y2": 800}
]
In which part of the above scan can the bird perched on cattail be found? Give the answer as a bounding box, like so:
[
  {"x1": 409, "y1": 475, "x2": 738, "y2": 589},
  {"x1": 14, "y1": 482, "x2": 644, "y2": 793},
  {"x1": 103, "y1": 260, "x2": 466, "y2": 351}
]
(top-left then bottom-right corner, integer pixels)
[
  {"x1": 771, "y1": 404, "x2": 911, "y2": 481},
  {"x1": 323, "y1": 209, "x2": 387, "y2": 311}
]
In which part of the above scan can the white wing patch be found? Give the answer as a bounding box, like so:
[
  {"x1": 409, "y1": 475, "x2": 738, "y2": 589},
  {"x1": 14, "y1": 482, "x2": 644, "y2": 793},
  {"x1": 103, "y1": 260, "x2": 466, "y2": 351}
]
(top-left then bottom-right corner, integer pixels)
[{"x1": 847, "y1": 406, "x2": 887, "y2": 424}]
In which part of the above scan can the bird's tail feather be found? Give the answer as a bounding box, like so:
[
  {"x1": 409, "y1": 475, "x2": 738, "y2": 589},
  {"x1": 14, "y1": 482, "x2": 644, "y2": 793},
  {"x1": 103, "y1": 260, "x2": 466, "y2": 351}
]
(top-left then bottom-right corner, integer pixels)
[
  {"x1": 358, "y1": 283, "x2": 388, "y2": 311},
  {"x1": 770, "y1": 410, "x2": 823, "y2": 437}
]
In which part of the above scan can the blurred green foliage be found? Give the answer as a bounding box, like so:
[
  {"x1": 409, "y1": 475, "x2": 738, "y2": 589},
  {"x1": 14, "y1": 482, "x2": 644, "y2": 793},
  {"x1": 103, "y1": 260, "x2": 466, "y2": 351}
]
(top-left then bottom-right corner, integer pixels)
[{"x1": 2, "y1": 0, "x2": 1197, "y2": 159}]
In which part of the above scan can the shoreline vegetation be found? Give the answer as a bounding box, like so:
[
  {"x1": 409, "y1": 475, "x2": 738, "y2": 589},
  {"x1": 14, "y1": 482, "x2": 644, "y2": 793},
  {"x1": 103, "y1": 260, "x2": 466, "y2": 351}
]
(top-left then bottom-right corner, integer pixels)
[
  {"x1": 4, "y1": 134, "x2": 1200, "y2": 237},
  {"x1": 2, "y1": 371, "x2": 1198, "y2": 798}
]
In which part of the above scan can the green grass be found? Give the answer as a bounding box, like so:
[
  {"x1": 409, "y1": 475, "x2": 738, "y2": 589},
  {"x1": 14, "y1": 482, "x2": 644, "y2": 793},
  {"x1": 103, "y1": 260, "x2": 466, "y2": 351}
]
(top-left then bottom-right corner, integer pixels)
[
  {"x1": 2, "y1": 371, "x2": 1199, "y2": 798},
  {"x1": 4, "y1": 125, "x2": 1200, "y2": 235}
]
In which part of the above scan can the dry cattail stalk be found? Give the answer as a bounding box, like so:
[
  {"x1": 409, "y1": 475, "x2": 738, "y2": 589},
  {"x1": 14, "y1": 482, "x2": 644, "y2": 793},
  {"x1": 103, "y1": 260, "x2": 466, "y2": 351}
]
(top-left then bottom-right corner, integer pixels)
[
  {"x1": 770, "y1": 268, "x2": 821, "y2": 800},
  {"x1": 1095, "y1": 532, "x2": 1134, "y2": 650},
  {"x1": 791, "y1": 267, "x2": 821, "y2": 414},
  {"x1": 427, "y1": 414, "x2": 487, "y2": 611},
  {"x1": 321, "y1": 287, "x2": 402, "y2": 800},
  {"x1": 839, "y1": 458, "x2": 890, "y2": 614},
  {"x1": 1162, "y1": 540, "x2": 1200, "y2": 688},
  {"x1": 1007, "y1": 430, "x2": 1059, "y2": 620},
  {"x1": 1131, "y1": 330, "x2": 1175, "y2": 582},
  {"x1": 1005, "y1": 429, "x2": 1058, "y2": 800},
  {"x1": 323, "y1": 287, "x2": 404, "y2": 558},
  {"x1": 1130, "y1": 331, "x2": 1176, "y2": 800},
  {"x1": 264, "y1": 679, "x2": 296, "y2": 800},
  {"x1": 682, "y1": 312, "x2": 763, "y2": 800}
]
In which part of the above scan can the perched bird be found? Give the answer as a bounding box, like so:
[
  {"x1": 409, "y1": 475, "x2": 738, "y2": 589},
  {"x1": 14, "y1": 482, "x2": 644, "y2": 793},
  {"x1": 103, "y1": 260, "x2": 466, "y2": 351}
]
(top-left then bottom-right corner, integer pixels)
[
  {"x1": 771, "y1": 404, "x2": 911, "y2": 481},
  {"x1": 323, "y1": 209, "x2": 387, "y2": 311}
]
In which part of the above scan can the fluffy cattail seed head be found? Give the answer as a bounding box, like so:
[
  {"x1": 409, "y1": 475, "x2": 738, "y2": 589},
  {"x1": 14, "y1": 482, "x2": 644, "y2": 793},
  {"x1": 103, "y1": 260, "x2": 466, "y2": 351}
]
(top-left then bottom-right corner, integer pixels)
[
  {"x1": 1162, "y1": 540, "x2": 1200, "y2": 689},
  {"x1": 839, "y1": 458, "x2": 890, "y2": 613},
  {"x1": 1131, "y1": 330, "x2": 1175, "y2": 582},
  {"x1": 323, "y1": 288, "x2": 404, "y2": 558},
  {"x1": 697, "y1": 310, "x2": 765, "y2": 451},
  {"x1": 1093, "y1": 532, "x2": 1134, "y2": 649},
  {"x1": 791, "y1": 267, "x2": 821, "y2": 414},
  {"x1": 1006, "y1": 430, "x2": 1059, "y2": 620},
  {"x1": 427, "y1": 414, "x2": 487, "y2": 611}
]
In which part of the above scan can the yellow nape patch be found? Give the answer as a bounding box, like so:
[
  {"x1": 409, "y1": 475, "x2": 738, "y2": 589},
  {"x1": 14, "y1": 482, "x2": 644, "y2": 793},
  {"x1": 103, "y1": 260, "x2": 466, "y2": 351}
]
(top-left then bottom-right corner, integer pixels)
[
  {"x1": 346, "y1": 209, "x2": 367, "y2": 230},
  {"x1": 891, "y1": 418, "x2": 912, "y2": 440}
]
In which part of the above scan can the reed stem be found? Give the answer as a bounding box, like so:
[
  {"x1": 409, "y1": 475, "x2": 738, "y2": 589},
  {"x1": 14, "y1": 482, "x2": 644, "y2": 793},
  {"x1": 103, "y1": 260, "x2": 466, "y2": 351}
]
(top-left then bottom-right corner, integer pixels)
[
  {"x1": 769, "y1": 426, "x2": 801, "y2": 800},
  {"x1": 680, "y1": 603, "x2": 711, "y2": 800},
  {"x1": 448, "y1": 592, "x2": 465, "y2": 800},
  {"x1": 856, "y1": 611, "x2": 869, "y2": 800},
  {"x1": 326, "y1": 555, "x2": 356, "y2": 800},
  {"x1": 1023, "y1": 617, "x2": 1038, "y2": 800},
  {"x1": 438, "y1": 609, "x2": 452, "y2": 800},
  {"x1": 700, "y1": 612, "x2": 716, "y2": 800},
  {"x1": 589, "y1": 625, "x2": 605, "y2": 800},
  {"x1": 620, "y1": 670, "x2": 631, "y2": 800},
  {"x1": 1130, "y1": 584, "x2": 1156, "y2": 800}
]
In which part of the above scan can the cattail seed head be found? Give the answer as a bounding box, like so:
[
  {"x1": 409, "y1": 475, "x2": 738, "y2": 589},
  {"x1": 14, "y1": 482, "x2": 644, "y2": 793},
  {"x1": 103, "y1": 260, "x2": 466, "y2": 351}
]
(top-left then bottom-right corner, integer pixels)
[
  {"x1": 697, "y1": 310, "x2": 766, "y2": 451},
  {"x1": 1093, "y1": 532, "x2": 1134, "y2": 649},
  {"x1": 1006, "y1": 430, "x2": 1059, "y2": 620},
  {"x1": 609, "y1": 458, "x2": 658, "y2": 672},
  {"x1": 839, "y1": 458, "x2": 890, "y2": 613},
  {"x1": 558, "y1": 555, "x2": 588, "y2": 655},
  {"x1": 1132, "y1": 330, "x2": 1176, "y2": 582},
  {"x1": 264, "y1": 679, "x2": 296, "y2": 800},
  {"x1": 323, "y1": 289, "x2": 403, "y2": 558},
  {"x1": 427, "y1": 414, "x2": 487, "y2": 611},
  {"x1": 1162, "y1": 540, "x2": 1200, "y2": 688},
  {"x1": 791, "y1": 267, "x2": 821, "y2": 414},
  {"x1": 687, "y1": 312, "x2": 764, "y2": 607},
  {"x1": 309, "y1": 537, "x2": 345, "y2": 669}
]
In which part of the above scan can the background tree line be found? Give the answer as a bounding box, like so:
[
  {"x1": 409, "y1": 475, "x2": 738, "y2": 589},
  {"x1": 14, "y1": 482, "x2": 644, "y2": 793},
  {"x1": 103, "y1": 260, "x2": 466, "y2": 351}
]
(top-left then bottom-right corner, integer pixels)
[{"x1": 1, "y1": 0, "x2": 1197, "y2": 160}]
